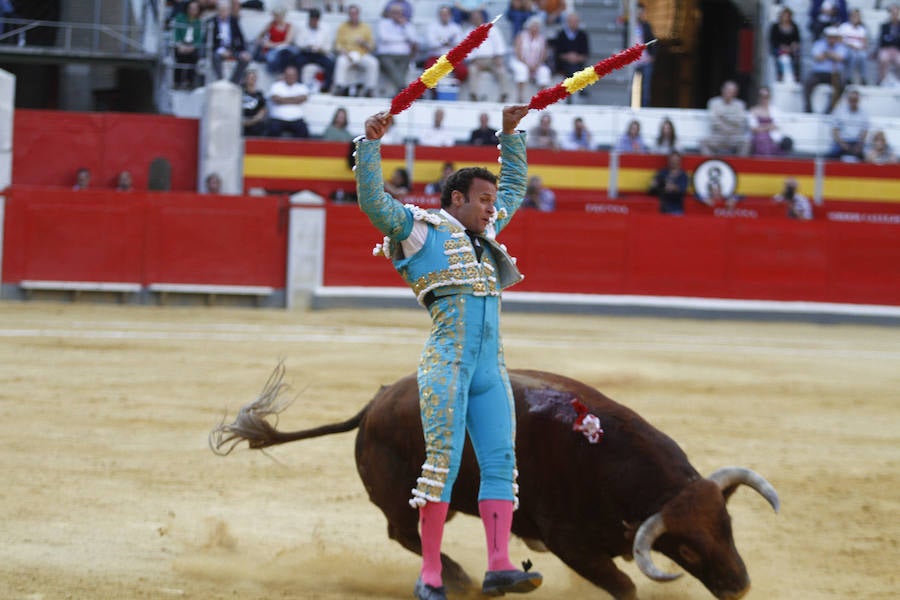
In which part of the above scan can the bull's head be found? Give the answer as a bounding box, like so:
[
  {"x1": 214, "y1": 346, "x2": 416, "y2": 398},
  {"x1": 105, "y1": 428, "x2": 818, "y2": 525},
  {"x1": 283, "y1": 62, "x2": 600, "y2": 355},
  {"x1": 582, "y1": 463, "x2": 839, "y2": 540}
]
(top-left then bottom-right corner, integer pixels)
[{"x1": 632, "y1": 467, "x2": 780, "y2": 600}]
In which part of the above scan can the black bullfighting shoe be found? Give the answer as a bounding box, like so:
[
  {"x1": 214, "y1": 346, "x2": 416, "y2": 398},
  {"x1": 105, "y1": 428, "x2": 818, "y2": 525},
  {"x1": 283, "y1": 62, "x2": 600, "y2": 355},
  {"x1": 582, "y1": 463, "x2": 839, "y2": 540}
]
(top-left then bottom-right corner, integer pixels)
[
  {"x1": 413, "y1": 576, "x2": 447, "y2": 600},
  {"x1": 481, "y1": 567, "x2": 543, "y2": 596}
]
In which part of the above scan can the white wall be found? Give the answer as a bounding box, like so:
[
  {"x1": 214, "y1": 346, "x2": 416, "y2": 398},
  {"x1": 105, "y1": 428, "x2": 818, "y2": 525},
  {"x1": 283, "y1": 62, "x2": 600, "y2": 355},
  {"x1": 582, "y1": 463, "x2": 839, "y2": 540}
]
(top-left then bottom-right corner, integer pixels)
[{"x1": 199, "y1": 80, "x2": 243, "y2": 194}]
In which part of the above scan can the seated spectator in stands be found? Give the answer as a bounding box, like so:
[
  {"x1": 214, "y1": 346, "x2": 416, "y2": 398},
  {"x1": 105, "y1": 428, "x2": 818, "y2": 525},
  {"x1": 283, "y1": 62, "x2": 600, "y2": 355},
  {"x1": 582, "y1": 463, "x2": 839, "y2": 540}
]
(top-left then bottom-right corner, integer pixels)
[
  {"x1": 241, "y1": 69, "x2": 267, "y2": 137},
  {"x1": 650, "y1": 151, "x2": 688, "y2": 215},
  {"x1": 528, "y1": 113, "x2": 559, "y2": 150},
  {"x1": 773, "y1": 177, "x2": 813, "y2": 220},
  {"x1": 73, "y1": 167, "x2": 91, "y2": 191},
  {"x1": 828, "y1": 88, "x2": 869, "y2": 160},
  {"x1": 322, "y1": 107, "x2": 354, "y2": 142},
  {"x1": 809, "y1": 0, "x2": 847, "y2": 41},
  {"x1": 506, "y1": 0, "x2": 537, "y2": 39},
  {"x1": 553, "y1": 11, "x2": 589, "y2": 81},
  {"x1": 251, "y1": 5, "x2": 295, "y2": 74},
  {"x1": 749, "y1": 86, "x2": 788, "y2": 156},
  {"x1": 207, "y1": 0, "x2": 252, "y2": 84},
  {"x1": 451, "y1": 0, "x2": 487, "y2": 25},
  {"x1": 204, "y1": 172, "x2": 223, "y2": 194},
  {"x1": 561, "y1": 116, "x2": 592, "y2": 151},
  {"x1": 465, "y1": 10, "x2": 512, "y2": 102},
  {"x1": 877, "y1": 4, "x2": 900, "y2": 85},
  {"x1": 537, "y1": 0, "x2": 566, "y2": 26},
  {"x1": 468, "y1": 112, "x2": 498, "y2": 145},
  {"x1": 424, "y1": 5, "x2": 468, "y2": 87},
  {"x1": 839, "y1": 9, "x2": 869, "y2": 85},
  {"x1": 700, "y1": 80, "x2": 750, "y2": 156},
  {"x1": 523, "y1": 175, "x2": 556, "y2": 211},
  {"x1": 332, "y1": 4, "x2": 378, "y2": 97},
  {"x1": 323, "y1": 1, "x2": 345, "y2": 13},
  {"x1": 172, "y1": 1, "x2": 203, "y2": 89},
  {"x1": 804, "y1": 26, "x2": 848, "y2": 113},
  {"x1": 294, "y1": 8, "x2": 335, "y2": 93},
  {"x1": 266, "y1": 65, "x2": 310, "y2": 138},
  {"x1": 864, "y1": 130, "x2": 898, "y2": 164},
  {"x1": 376, "y1": 2, "x2": 418, "y2": 96},
  {"x1": 384, "y1": 166, "x2": 410, "y2": 199},
  {"x1": 382, "y1": 0, "x2": 412, "y2": 20},
  {"x1": 425, "y1": 161, "x2": 455, "y2": 195},
  {"x1": 419, "y1": 108, "x2": 457, "y2": 147},
  {"x1": 116, "y1": 171, "x2": 133, "y2": 192},
  {"x1": 511, "y1": 16, "x2": 552, "y2": 103},
  {"x1": 624, "y1": 3, "x2": 656, "y2": 107},
  {"x1": 769, "y1": 7, "x2": 801, "y2": 83},
  {"x1": 615, "y1": 119, "x2": 649, "y2": 153},
  {"x1": 652, "y1": 117, "x2": 680, "y2": 154}
]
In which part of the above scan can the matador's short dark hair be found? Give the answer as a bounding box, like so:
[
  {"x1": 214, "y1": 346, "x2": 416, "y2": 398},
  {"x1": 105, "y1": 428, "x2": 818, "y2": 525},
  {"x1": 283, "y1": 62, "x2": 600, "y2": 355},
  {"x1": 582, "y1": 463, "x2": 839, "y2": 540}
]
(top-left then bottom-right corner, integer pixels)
[{"x1": 441, "y1": 167, "x2": 498, "y2": 207}]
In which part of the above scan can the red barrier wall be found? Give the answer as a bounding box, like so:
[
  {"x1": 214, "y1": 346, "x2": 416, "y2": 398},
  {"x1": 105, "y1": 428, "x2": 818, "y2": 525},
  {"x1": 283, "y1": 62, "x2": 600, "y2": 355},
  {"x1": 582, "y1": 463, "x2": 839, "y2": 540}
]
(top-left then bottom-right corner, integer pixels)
[
  {"x1": 12, "y1": 110, "x2": 200, "y2": 192},
  {"x1": 325, "y1": 205, "x2": 900, "y2": 306},
  {"x1": 2, "y1": 187, "x2": 287, "y2": 287}
]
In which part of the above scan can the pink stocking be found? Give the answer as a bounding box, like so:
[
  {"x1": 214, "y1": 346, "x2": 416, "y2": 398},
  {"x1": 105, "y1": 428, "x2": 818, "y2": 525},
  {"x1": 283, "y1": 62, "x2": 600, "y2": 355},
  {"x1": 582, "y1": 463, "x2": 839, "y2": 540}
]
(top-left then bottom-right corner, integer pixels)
[
  {"x1": 479, "y1": 499, "x2": 517, "y2": 572},
  {"x1": 419, "y1": 501, "x2": 449, "y2": 587}
]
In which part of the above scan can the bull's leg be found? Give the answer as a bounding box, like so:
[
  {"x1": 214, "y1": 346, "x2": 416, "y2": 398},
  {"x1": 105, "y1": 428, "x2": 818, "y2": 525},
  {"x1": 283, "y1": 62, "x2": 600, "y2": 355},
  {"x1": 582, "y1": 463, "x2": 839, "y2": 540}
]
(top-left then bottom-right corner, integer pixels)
[
  {"x1": 387, "y1": 513, "x2": 474, "y2": 594},
  {"x1": 552, "y1": 550, "x2": 638, "y2": 600}
]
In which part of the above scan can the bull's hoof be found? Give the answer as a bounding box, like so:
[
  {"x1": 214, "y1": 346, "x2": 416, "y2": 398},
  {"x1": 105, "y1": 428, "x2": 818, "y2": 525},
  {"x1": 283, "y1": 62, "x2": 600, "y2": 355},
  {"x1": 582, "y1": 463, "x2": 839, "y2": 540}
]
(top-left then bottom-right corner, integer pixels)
[
  {"x1": 413, "y1": 576, "x2": 448, "y2": 600},
  {"x1": 481, "y1": 569, "x2": 543, "y2": 596}
]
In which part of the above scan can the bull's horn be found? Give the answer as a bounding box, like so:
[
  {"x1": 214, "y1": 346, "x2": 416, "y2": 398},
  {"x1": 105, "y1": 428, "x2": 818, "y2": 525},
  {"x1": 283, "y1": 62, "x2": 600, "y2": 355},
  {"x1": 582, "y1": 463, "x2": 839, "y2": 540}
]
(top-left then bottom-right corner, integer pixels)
[
  {"x1": 707, "y1": 467, "x2": 781, "y2": 513},
  {"x1": 633, "y1": 513, "x2": 683, "y2": 582}
]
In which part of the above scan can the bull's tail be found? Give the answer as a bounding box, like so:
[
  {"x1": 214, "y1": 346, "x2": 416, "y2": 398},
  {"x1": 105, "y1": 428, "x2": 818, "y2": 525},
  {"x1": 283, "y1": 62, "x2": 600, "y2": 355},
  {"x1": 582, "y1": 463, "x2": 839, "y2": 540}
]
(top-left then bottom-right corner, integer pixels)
[{"x1": 209, "y1": 362, "x2": 367, "y2": 456}]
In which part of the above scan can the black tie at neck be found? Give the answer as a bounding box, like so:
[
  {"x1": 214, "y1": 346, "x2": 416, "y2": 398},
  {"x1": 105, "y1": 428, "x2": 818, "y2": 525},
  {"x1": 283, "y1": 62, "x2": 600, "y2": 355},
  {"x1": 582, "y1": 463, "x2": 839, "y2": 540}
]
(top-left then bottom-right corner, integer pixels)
[{"x1": 466, "y1": 230, "x2": 483, "y2": 262}]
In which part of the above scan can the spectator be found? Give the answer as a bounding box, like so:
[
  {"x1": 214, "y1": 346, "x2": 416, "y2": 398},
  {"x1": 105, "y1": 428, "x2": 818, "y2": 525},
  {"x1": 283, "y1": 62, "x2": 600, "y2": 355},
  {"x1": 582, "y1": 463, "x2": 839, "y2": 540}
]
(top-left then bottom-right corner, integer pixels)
[
  {"x1": 537, "y1": 0, "x2": 566, "y2": 26},
  {"x1": 419, "y1": 108, "x2": 457, "y2": 147},
  {"x1": 322, "y1": 107, "x2": 354, "y2": 142},
  {"x1": 266, "y1": 65, "x2": 310, "y2": 138},
  {"x1": 561, "y1": 116, "x2": 592, "y2": 151},
  {"x1": 511, "y1": 16, "x2": 552, "y2": 103},
  {"x1": 204, "y1": 172, "x2": 223, "y2": 194},
  {"x1": 615, "y1": 119, "x2": 649, "y2": 153},
  {"x1": 172, "y1": 1, "x2": 203, "y2": 89},
  {"x1": 384, "y1": 166, "x2": 410, "y2": 199},
  {"x1": 207, "y1": 0, "x2": 252, "y2": 84},
  {"x1": 650, "y1": 151, "x2": 688, "y2": 215},
  {"x1": 809, "y1": 0, "x2": 847, "y2": 41},
  {"x1": 506, "y1": 0, "x2": 537, "y2": 39},
  {"x1": 468, "y1": 112, "x2": 498, "y2": 146},
  {"x1": 528, "y1": 113, "x2": 559, "y2": 150},
  {"x1": 700, "y1": 80, "x2": 750, "y2": 156},
  {"x1": 251, "y1": 5, "x2": 295, "y2": 74},
  {"x1": 864, "y1": 130, "x2": 897, "y2": 164},
  {"x1": 424, "y1": 5, "x2": 468, "y2": 86},
  {"x1": 116, "y1": 171, "x2": 133, "y2": 192},
  {"x1": 877, "y1": 4, "x2": 900, "y2": 85},
  {"x1": 523, "y1": 175, "x2": 556, "y2": 211},
  {"x1": 553, "y1": 12, "x2": 589, "y2": 81},
  {"x1": 769, "y1": 7, "x2": 801, "y2": 83},
  {"x1": 376, "y1": 2, "x2": 418, "y2": 97},
  {"x1": 466, "y1": 10, "x2": 511, "y2": 102},
  {"x1": 294, "y1": 8, "x2": 335, "y2": 93},
  {"x1": 323, "y1": 1, "x2": 345, "y2": 13},
  {"x1": 332, "y1": 4, "x2": 378, "y2": 97},
  {"x1": 749, "y1": 86, "x2": 788, "y2": 156},
  {"x1": 652, "y1": 117, "x2": 680, "y2": 154},
  {"x1": 804, "y1": 27, "x2": 848, "y2": 113},
  {"x1": 451, "y1": 0, "x2": 487, "y2": 25},
  {"x1": 624, "y1": 3, "x2": 656, "y2": 107},
  {"x1": 425, "y1": 161, "x2": 455, "y2": 195},
  {"x1": 828, "y1": 88, "x2": 869, "y2": 160},
  {"x1": 73, "y1": 167, "x2": 91, "y2": 190},
  {"x1": 839, "y1": 9, "x2": 869, "y2": 85},
  {"x1": 773, "y1": 177, "x2": 813, "y2": 220},
  {"x1": 241, "y1": 69, "x2": 267, "y2": 137},
  {"x1": 382, "y1": 0, "x2": 412, "y2": 20}
]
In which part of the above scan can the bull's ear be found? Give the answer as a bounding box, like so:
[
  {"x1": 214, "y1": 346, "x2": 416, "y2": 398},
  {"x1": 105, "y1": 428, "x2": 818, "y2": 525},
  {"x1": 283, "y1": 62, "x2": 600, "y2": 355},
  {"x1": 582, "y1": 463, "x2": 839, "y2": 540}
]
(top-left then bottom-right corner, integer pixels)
[{"x1": 721, "y1": 484, "x2": 739, "y2": 502}]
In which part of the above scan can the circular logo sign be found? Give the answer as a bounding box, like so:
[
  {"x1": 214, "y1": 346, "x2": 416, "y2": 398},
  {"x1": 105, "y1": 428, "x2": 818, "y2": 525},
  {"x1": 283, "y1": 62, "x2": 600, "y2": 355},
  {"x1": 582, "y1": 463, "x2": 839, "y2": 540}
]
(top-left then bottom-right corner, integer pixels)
[{"x1": 692, "y1": 159, "x2": 737, "y2": 202}]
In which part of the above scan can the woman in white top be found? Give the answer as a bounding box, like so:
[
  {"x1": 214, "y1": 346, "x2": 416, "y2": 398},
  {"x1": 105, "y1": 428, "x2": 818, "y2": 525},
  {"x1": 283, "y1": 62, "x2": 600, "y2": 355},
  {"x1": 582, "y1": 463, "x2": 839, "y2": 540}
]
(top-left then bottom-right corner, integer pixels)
[
  {"x1": 839, "y1": 9, "x2": 869, "y2": 84},
  {"x1": 510, "y1": 16, "x2": 552, "y2": 103}
]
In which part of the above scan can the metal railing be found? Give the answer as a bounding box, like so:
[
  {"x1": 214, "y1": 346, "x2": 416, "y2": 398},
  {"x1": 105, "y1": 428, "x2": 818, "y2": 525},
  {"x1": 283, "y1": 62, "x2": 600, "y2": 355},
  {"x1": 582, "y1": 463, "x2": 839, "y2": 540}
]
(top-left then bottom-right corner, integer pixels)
[{"x1": 0, "y1": 17, "x2": 154, "y2": 58}]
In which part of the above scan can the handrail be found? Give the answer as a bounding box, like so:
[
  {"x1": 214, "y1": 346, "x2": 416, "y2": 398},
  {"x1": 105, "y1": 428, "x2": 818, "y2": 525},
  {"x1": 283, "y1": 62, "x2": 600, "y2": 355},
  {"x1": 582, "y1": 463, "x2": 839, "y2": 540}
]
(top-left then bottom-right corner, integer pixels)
[{"x1": 0, "y1": 17, "x2": 150, "y2": 55}]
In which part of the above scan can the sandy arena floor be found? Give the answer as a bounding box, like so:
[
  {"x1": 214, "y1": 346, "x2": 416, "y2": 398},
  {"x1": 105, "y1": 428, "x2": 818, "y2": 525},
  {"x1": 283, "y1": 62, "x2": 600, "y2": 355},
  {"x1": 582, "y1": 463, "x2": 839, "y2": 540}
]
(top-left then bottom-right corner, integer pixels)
[{"x1": 0, "y1": 301, "x2": 897, "y2": 600}]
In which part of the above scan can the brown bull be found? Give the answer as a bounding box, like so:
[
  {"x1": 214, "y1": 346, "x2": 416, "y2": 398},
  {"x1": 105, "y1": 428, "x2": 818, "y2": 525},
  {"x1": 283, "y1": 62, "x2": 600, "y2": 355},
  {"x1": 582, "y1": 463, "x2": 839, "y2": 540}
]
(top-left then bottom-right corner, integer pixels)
[{"x1": 211, "y1": 365, "x2": 779, "y2": 600}]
